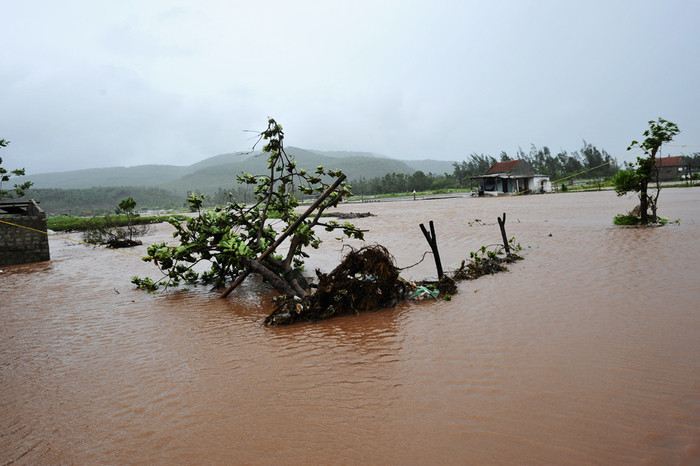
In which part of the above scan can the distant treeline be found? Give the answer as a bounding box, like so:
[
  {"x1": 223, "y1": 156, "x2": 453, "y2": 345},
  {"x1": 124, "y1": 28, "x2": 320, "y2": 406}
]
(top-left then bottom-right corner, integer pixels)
[
  {"x1": 186, "y1": 143, "x2": 624, "y2": 201},
  {"x1": 19, "y1": 149, "x2": 700, "y2": 215},
  {"x1": 18, "y1": 187, "x2": 183, "y2": 216},
  {"x1": 351, "y1": 142, "x2": 621, "y2": 195}
]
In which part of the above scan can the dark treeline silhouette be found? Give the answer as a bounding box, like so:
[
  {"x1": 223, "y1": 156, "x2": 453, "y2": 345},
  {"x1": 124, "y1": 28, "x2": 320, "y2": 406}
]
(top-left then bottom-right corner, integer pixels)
[
  {"x1": 682, "y1": 152, "x2": 700, "y2": 173},
  {"x1": 351, "y1": 142, "x2": 620, "y2": 196},
  {"x1": 350, "y1": 171, "x2": 448, "y2": 196},
  {"x1": 517, "y1": 141, "x2": 618, "y2": 180}
]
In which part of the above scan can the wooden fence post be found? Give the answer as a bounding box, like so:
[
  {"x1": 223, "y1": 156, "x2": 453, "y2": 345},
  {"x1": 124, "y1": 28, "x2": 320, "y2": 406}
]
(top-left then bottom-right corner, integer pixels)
[
  {"x1": 419, "y1": 220, "x2": 444, "y2": 279},
  {"x1": 497, "y1": 212, "x2": 510, "y2": 254}
]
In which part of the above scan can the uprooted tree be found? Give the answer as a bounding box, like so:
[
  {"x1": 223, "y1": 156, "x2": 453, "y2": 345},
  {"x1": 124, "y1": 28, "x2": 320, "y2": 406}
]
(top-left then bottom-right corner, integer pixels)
[
  {"x1": 132, "y1": 118, "x2": 363, "y2": 296},
  {"x1": 612, "y1": 118, "x2": 680, "y2": 224}
]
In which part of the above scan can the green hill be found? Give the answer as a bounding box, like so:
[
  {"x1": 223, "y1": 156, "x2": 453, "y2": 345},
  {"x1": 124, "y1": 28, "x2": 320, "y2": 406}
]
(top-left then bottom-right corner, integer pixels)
[
  {"x1": 15, "y1": 148, "x2": 457, "y2": 200},
  {"x1": 187, "y1": 151, "x2": 259, "y2": 171},
  {"x1": 160, "y1": 149, "x2": 416, "y2": 195},
  {"x1": 297, "y1": 148, "x2": 390, "y2": 159},
  {"x1": 24, "y1": 165, "x2": 191, "y2": 189}
]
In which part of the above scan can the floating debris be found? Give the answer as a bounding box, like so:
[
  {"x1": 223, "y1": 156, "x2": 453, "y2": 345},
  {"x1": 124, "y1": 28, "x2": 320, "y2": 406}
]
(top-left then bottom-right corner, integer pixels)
[
  {"x1": 329, "y1": 212, "x2": 376, "y2": 219},
  {"x1": 410, "y1": 285, "x2": 439, "y2": 300}
]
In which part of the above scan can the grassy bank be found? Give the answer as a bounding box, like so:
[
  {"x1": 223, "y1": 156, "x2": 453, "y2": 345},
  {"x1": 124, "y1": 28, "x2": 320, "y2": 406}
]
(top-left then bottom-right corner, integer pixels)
[{"x1": 47, "y1": 214, "x2": 189, "y2": 232}]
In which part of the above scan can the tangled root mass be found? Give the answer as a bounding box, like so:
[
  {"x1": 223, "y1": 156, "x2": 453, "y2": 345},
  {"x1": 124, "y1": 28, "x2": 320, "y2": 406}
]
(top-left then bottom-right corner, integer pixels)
[{"x1": 265, "y1": 244, "x2": 522, "y2": 326}]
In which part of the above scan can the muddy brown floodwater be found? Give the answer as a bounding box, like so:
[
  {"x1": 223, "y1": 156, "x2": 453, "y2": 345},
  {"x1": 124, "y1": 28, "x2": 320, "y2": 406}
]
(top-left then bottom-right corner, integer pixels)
[{"x1": 2, "y1": 189, "x2": 700, "y2": 465}]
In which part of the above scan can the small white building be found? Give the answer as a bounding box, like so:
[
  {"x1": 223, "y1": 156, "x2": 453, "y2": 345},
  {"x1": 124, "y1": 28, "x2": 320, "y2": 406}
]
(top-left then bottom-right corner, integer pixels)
[{"x1": 472, "y1": 159, "x2": 551, "y2": 196}]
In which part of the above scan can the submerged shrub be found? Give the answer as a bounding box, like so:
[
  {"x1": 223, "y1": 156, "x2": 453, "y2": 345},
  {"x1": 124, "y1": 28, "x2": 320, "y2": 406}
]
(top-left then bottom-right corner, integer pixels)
[{"x1": 613, "y1": 214, "x2": 641, "y2": 226}]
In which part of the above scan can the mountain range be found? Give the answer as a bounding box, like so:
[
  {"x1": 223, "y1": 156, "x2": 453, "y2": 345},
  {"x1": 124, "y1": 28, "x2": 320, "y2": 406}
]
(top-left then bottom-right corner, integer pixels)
[{"x1": 21, "y1": 147, "x2": 457, "y2": 195}]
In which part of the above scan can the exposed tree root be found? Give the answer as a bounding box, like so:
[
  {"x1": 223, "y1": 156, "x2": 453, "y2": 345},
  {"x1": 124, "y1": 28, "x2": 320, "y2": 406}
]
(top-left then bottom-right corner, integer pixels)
[{"x1": 264, "y1": 244, "x2": 523, "y2": 325}]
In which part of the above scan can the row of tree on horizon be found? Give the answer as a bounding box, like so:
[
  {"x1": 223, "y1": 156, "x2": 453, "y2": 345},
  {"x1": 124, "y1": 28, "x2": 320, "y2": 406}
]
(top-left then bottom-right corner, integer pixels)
[{"x1": 10, "y1": 143, "x2": 700, "y2": 216}]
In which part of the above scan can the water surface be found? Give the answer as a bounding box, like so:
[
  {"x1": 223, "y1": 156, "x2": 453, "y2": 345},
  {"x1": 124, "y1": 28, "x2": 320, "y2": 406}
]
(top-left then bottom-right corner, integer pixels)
[{"x1": 2, "y1": 190, "x2": 700, "y2": 464}]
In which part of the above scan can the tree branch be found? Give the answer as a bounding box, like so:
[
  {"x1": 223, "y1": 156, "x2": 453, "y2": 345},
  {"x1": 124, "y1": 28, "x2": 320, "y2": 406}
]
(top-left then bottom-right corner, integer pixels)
[{"x1": 245, "y1": 258, "x2": 297, "y2": 296}]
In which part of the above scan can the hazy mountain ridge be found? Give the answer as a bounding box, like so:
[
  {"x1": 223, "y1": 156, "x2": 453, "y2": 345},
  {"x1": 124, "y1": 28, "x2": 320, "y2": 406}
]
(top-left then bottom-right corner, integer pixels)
[
  {"x1": 21, "y1": 165, "x2": 192, "y2": 189},
  {"x1": 187, "y1": 151, "x2": 259, "y2": 170},
  {"x1": 18, "y1": 148, "x2": 458, "y2": 195},
  {"x1": 296, "y1": 147, "x2": 390, "y2": 159},
  {"x1": 160, "y1": 148, "x2": 419, "y2": 195}
]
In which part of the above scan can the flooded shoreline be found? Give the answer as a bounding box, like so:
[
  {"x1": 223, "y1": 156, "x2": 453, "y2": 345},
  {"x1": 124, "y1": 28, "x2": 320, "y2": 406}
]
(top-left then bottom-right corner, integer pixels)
[{"x1": 2, "y1": 189, "x2": 700, "y2": 464}]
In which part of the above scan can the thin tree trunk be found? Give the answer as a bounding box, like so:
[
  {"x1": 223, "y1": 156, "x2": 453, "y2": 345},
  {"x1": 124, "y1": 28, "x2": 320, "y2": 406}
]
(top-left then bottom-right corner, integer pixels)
[
  {"x1": 651, "y1": 160, "x2": 662, "y2": 222},
  {"x1": 643, "y1": 147, "x2": 660, "y2": 223},
  {"x1": 640, "y1": 182, "x2": 649, "y2": 224}
]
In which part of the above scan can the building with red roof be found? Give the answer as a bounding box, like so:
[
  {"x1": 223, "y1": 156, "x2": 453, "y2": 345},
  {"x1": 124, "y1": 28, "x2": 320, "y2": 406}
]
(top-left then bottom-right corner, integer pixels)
[
  {"x1": 654, "y1": 156, "x2": 686, "y2": 181},
  {"x1": 472, "y1": 159, "x2": 551, "y2": 196}
]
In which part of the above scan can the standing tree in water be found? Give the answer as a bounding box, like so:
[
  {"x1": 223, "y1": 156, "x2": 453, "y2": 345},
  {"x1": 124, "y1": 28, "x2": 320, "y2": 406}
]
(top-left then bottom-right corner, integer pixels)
[
  {"x1": 612, "y1": 118, "x2": 680, "y2": 224},
  {"x1": 133, "y1": 119, "x2": 363, "y2": 296}
]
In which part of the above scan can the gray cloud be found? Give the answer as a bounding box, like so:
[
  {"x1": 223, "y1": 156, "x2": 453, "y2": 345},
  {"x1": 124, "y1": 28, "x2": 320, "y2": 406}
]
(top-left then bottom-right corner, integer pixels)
[{"x1": 2, "y1": 0, "x2": 699, "y2": 175}]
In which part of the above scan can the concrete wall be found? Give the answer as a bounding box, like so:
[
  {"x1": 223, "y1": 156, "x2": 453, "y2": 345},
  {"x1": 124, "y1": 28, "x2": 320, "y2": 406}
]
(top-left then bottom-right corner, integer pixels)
[
  {"x1": 0, "y1": 200, "x2": 51, "y2": 266},
  {"x1": 532, "y1": 175, "x2": 552, "y2": 193},
  {"x1": 656, "y1": 165, "x2": 683, "y2": 182}
]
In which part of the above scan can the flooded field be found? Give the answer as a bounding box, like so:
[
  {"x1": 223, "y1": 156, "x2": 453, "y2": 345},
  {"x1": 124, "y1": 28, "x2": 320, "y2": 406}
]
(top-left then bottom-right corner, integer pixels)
[{"x1": 2, "y1": 189, "x2": 700, "y2": 464}]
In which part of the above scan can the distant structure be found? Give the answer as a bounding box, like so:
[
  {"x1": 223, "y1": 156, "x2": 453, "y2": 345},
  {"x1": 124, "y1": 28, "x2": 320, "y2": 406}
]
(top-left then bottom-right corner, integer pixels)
[
  {"x1": 654, "y1": 156, "x2": 686, "y2": 181},
  {"x1": 471, "y1": 159, "x2": 551, "y2": 196},
  {"x1": 0, "y1": 200, "x2": 51, "y2": 266}
]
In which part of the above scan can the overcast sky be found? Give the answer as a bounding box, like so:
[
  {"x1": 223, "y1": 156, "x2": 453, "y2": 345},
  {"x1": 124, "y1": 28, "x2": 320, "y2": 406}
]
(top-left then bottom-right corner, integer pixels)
[{"x1": 2, "y1": 0, "x2": 699, "y2": 175}]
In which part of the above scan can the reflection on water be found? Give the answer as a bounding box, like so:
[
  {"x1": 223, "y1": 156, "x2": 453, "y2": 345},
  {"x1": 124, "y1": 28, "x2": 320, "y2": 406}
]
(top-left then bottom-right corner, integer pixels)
[{"x1": 2, "y1": 190, "x2": 700, "y2": 464}]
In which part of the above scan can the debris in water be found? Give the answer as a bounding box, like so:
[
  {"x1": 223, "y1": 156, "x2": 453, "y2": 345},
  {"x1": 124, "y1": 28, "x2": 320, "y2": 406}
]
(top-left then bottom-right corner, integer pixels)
[
  {"x1": 265, "y1": 244, "x2": 409, "y2": 325},
  {"x1": 264, "y1": 243, "x2": 522, "y2": 325},
  {"x1": 330, "y1": 212, "x2": 376, "y2": 219}
]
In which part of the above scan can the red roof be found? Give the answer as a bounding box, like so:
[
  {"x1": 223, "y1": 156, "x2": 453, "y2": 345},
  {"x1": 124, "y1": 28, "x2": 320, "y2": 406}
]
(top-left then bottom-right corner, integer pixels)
[
  {"x1": 655, "y1": 156, "x2": 683, "y2": 167},
  {"x1": 486, "y1": 160, "x2": 521, "y2": 174}
]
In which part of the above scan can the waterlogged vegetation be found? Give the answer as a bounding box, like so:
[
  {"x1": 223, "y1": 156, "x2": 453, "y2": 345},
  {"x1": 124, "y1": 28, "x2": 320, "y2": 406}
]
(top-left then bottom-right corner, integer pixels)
[
  {"x1": 80, "y1": 197, "x2": 147, "y2": 248},
  {"x1": 613, "y1": 213, "x2": 680, "y2": 226},
  {"x1": 612, "y1": 118, "x2": 681, "y2": 225}
]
